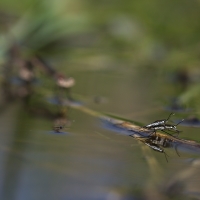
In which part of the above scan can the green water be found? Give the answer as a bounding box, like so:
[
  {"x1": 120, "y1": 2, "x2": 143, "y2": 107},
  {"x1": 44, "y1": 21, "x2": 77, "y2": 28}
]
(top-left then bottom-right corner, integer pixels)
[
  {"x1": 0, "y1": 68, "x2": 200, "y2": 200},
  {"x1": 1, "y1": 0, "x2": 200, "y2": 198}
]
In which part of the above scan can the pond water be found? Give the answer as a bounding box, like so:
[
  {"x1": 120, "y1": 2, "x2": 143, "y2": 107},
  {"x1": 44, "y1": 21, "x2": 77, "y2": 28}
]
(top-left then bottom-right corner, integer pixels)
[{"x1": 0, "y1": 67, "x2": 200, "y2": 200}]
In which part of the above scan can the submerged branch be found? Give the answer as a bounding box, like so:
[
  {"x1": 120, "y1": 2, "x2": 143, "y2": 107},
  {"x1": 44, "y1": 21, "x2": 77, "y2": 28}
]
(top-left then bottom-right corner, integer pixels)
[{"x1": 67, "y1": 100, "x2": 200, "y2": 155}]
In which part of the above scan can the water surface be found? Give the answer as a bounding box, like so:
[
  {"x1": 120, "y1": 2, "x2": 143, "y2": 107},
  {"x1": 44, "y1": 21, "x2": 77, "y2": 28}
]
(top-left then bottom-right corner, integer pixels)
[{"x1": 0, "y1": 68, "x2": 200, "y2": 200}]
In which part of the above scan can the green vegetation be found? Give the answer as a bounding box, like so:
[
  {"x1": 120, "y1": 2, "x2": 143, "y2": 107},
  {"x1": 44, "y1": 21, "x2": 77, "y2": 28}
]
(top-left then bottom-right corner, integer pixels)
[{"x1": 1, "y1": 1, "x2": 200, "y2": 199}]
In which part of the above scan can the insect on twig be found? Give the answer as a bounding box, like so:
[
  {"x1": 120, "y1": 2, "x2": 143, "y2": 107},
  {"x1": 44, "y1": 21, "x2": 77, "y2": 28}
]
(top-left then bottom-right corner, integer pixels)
[
  {"x1": 158, "y1": 119, "x2": 184, "y2": 137},
  {"x1": 144, "y1": 113, "x2": 184, "y2": 138},
  {"x1": 144, "y1": 113, "x2": 174, "y2": 129}
]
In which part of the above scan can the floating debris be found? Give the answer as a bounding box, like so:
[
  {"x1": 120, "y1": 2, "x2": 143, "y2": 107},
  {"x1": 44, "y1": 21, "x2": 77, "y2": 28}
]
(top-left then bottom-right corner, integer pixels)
[
  {"x1": 55, "y1": 74, "x2": 75, "y2": 89},
  {"x1": 53, "y1": 125, "x2": 65, "y2": 133}
]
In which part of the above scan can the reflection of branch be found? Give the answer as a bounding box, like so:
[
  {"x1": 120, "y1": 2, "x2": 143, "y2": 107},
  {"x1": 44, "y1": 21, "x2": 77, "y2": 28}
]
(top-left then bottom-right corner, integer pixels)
[{"x1": 66, "y1": 100, "x2": 200, "y2": 152}]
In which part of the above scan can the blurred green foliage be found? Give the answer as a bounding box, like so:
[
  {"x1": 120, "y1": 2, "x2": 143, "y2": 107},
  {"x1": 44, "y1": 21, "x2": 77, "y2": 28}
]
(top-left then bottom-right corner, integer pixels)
[
  {"x1": 1, "y1": 0, "x2": 200, "y2": 108},
  {"x1": 1, "y1": 0, "x2": 200, "y2": 64}
]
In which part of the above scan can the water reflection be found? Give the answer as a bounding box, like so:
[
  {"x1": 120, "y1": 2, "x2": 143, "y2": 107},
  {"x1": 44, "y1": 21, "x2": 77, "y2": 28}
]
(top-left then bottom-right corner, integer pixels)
[
  {"x1": 1, "y1": 69, "x2": 200, "y2": 199},
  {"x1": 0, "y1": 106, "x2": 138, "y2": 200},
  {"x1": 176, "y1": 116, "x2": 200, "y2": 128}
]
